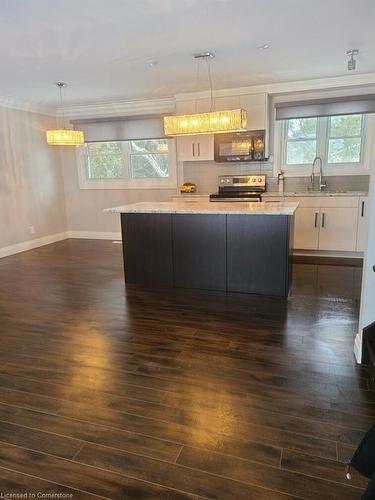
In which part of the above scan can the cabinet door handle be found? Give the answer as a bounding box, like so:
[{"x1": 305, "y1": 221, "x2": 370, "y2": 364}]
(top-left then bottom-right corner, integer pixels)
[
  {"x1": 197, "y1": 143, "x2": 200, "y2": 156},
  {"x1": 361, "y1": 201, "x2": 365, "y2": 217},
  {"x1": 314, "y1": 212, "x2": 318, "y2": 228},
  {"x1": 321, "y1": 212, "x2": 326, "y2": 228},
  {"x1": 192, "y1": 143, "x2": 195, "y2": 157}
]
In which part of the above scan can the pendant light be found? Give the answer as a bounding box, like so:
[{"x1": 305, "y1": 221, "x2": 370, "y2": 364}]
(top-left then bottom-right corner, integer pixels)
[
  {"x1": 46, "y1": 82, "x2": 84, "y2": 146},
  {"x1": 164, "y1": 53, "x2": 247, "y2": 136}
]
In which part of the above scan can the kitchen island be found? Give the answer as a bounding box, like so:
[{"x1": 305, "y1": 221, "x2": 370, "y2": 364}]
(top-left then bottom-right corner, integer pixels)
[{"x1": 105, "y1": 201, "x2": 298, "y2": 297}]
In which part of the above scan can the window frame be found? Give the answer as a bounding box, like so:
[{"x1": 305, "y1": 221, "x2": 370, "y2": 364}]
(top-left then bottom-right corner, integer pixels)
[
  {"x1": 77, "y1": 138, "x2": 178, "y2": 190},
  {"x1": 276, "y1": 113, "x2": 370, "y2": 177}
]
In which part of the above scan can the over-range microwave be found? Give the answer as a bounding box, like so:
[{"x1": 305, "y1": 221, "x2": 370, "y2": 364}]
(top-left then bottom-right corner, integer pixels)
[{"x1": 214, "y1": 130, "x2": 267, "y2": 162}]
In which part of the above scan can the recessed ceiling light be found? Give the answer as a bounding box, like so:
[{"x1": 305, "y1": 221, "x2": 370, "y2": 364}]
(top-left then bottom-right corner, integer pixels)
[
  {"x1": 257, "y1": 44, "x2": 270, "y2": 51},
  {"x1": 148, "y1": 60, "x2": 158, "y2": 67}
]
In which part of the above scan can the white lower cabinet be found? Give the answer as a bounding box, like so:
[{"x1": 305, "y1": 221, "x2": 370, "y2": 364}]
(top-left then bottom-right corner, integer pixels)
[
  {"x1": 288, "y1": 195, "x2": 367, "y2": 253},
  {"x1": 318, "y1": 207, "x2": 358, "y2": 251},
  {"x1": 293, "y1": 207, "x2": 320, "y2": 250}
]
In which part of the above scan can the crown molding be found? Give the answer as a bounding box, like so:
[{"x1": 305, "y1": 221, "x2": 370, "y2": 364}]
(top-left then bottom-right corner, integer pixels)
[
  {"x1": 2, "y1": 72, "x2": 375, "y2": 119},
  {"x1": 60, "y1": 96, "x2": 176, "y2": 120},
  {"x1": 175, "y1": 72, "x2": 375, "y2": 101},
  {"x1": 0, "y1": 96, "x2": 56, "y2": 116}
]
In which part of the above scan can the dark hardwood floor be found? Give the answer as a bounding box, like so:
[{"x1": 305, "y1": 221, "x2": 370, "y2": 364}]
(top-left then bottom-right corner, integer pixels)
[{"x1": 0, "y1": 239, "x2": 371, "y2": 499}]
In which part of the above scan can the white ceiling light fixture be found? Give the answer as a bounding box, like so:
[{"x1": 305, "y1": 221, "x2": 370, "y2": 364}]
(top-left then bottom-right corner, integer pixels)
[
  {"x1": 46, "y1": 82, "x2": 84, "y2": 146},
  {"x1": 346, "y1": 49, "x2": 359, "y2": 71},
  {"x1": 163, "y1": 52, "x2": 247, "y2": 136}
]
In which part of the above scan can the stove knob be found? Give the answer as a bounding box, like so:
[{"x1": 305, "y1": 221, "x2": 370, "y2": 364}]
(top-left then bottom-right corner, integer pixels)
[
  {"x1": 251, "y1": 177, "x2": 256, "y2": 183},
  {"x1": 257, "y1": 177, "x2": 263, "y2": 183}
]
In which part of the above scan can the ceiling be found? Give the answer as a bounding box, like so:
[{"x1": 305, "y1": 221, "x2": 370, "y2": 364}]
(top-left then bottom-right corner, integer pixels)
[{"x1": 1, "y1": 0, "x2": 375, "y2": 106}]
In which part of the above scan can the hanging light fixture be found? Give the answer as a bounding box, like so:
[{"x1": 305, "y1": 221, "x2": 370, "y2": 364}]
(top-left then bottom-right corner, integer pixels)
[
  {"x1": 164, "y1": 53, "x2": 247, "y2": 136},
  {"x1": 46, "y1": 82, "x2": 84, "y2": 146}
]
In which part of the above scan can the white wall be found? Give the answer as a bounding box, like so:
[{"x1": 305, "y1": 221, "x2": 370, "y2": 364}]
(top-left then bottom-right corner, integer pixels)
[
  {"x1": 60, "y1": 148, "x2": 179, "y2": 236},
  {"x1": 356, "y1": 152, "x2": 375, "y2": 362},
  {"x1": 0, "y1": 106, "x2": 67, "y2": 254}
]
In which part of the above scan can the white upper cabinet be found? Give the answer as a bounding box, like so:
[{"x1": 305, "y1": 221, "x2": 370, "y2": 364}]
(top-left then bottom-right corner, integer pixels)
[
  {"x1": 357, "y1": 196, "x2": 369, "y2": 252},
  {"x1": 239, "y1": 93, "x2": 268, "y2": 131},
  {"x1": 175, "y1": 98, "x2": 212, "y2": 114},
  {"x1": 175, "y1": 98, "x2": 214, "y2": 162},
  {"x1": 176, "y1": 134, "x2": 214, "y2": 162},
  {"x1": 174, "y1": 92, "x2": 269, "y2": 162},
  {"x1": 213, "y1": 95, "x2": 240, "y2": 111}
]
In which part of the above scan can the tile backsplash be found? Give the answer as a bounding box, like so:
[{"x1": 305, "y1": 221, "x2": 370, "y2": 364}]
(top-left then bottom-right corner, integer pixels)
[{"x1": 182, "y1": 161, "x2": 370, "y2": 194}]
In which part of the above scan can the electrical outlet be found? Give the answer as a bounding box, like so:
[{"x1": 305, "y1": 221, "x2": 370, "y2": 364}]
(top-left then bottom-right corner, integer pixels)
[{"x1": 29, "y1": 225, "x2": 36, "y2": 235}]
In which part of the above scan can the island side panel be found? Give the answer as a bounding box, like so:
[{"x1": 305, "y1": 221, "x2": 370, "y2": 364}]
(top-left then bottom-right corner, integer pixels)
[
  {"x1": 172, "y1": 214, "x2": 227, "y2": 291},
  {"x1": 121, "y1": 213, "x2": 173, "y2": 287},
  {"x1": 227, "y1": 214, "x2": 290, "y2": 297}
]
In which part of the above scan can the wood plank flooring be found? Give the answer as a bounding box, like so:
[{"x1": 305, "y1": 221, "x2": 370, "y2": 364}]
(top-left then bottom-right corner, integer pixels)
[{"x1": 0, "y1": 239, "x2": 371, "y2": 499}]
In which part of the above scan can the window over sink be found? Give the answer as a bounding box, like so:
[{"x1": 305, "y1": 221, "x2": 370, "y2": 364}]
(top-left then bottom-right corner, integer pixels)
[
  {"x1": 278, "y1": 113, "x2": 369, "y2": 176},
  {"x1": 77, "y1": 138, "x2": 177, "y2": 189}
]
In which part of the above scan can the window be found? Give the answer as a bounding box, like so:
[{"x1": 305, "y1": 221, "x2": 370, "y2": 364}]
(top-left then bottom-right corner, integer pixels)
[
  {"x1": 327, "y1": 114, "x2": 362, "y2": 164},
  {"x1": 280, "y1": 113, "x2": 367, "y2": 175},
  {"x1": 86, "y1": 142, "x2": 123, "y2": 180},
  {"x1": 79, "y1": 138, "x2": 177, "y2": 189},
  {"x1": 286, "y1": 118, "x2": 317, "y2": 165},
  {"x1": 129, "y1": 140, "x2": 169, "y2": 179}
]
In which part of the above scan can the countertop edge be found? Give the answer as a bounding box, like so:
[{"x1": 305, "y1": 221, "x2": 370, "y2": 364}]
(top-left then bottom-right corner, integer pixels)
[{"x1": 104, "y1": 201, "x2": 299, "y2": 217}]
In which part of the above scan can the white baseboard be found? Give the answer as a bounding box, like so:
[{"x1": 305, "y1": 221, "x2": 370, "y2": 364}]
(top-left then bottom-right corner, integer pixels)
[
  {"x1": 0, "y1": 230, "x2": 123, "y2": 259},
  {"x1": 293, "y1": 250, "x2": 364, "y2": 259},
  {"x1": 67, "y1": 231, "x2": 122, "y2": 241},
  {"x1": 0, "y1": 231, "x2": 69, "y2": 259},
  {"x1": 354, "y1": 333, "x2": 362, "y2": 364}
]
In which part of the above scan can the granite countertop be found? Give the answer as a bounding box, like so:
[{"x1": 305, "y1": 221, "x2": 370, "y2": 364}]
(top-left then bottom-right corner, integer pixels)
[
  {"x1": 262, "y1": 191, "x2": 368, "y2": 198},
  {"x1": 172, "y1": 191, "x2": 368, "y2": 199},
  {"x1": 105, "y1": 201, "x2": 299, "y2": 216}
]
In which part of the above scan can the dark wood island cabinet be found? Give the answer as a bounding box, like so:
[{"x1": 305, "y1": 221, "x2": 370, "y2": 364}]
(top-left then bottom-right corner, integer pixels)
[{"x1": 108, "y1": 201, "x2": 298, "y2": 298}]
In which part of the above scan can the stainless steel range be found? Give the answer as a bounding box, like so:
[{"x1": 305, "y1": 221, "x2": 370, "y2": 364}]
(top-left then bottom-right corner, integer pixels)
[{"x1": 209, "y1": 175, "x2": 266, "y2": 202}]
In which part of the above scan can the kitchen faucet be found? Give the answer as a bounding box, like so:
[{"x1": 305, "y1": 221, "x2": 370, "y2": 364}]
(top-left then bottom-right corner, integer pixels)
[{"x1": 310, "y1": 156, "x2": 327, "y2": 191}]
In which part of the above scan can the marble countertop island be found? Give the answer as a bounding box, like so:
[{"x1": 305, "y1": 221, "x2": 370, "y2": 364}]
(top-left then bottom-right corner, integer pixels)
[
  {"x1": 105, "y1": 200, "x2": 299, "y2": 216},
  {"x1": 108, "y1": 200, "x2": 296, "y2": 297}
]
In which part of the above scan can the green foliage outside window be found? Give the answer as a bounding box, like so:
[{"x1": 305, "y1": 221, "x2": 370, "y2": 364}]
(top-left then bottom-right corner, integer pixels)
[
  {"x1": 286, "y1": 118, "x2": 317, "y2": 164},
  {"x1": 328, "y1": 115, "x2": 362, "y2": 163},
  {"x1": 85, "y1": 139, "x2": 170, "y2": 180},
  {"x1": 285, "y1": 114, "x2": 363, "y2": 166},
  {"x1": 86, "y1": 142, "x2": 123, "y2": 179}
]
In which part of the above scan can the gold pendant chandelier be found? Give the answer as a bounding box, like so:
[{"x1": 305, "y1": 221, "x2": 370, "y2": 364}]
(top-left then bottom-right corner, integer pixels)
[
  {"x1": 46, "y1": 83, "x2": 84, "y2": 146},
  {"x1": 164, "y1": 53, "x2": 247, "y2": 136},
  {"x1": 164, "y1": 109, "x2": 247, "y2": 136}
]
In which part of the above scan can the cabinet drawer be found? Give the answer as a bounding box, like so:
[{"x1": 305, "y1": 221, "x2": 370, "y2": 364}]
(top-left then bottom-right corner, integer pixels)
[{"x1": 296, "y1": 196, "x2": 359, "y2": 208}]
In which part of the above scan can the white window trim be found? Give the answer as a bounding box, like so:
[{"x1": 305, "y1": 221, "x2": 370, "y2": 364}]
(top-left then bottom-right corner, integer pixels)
[
  {"x1": 77, "y1": 139, "x2": 178, "y2": 190},
  {"x1": 273, "y1": 114, "x2": 373, "y2": 177}
]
